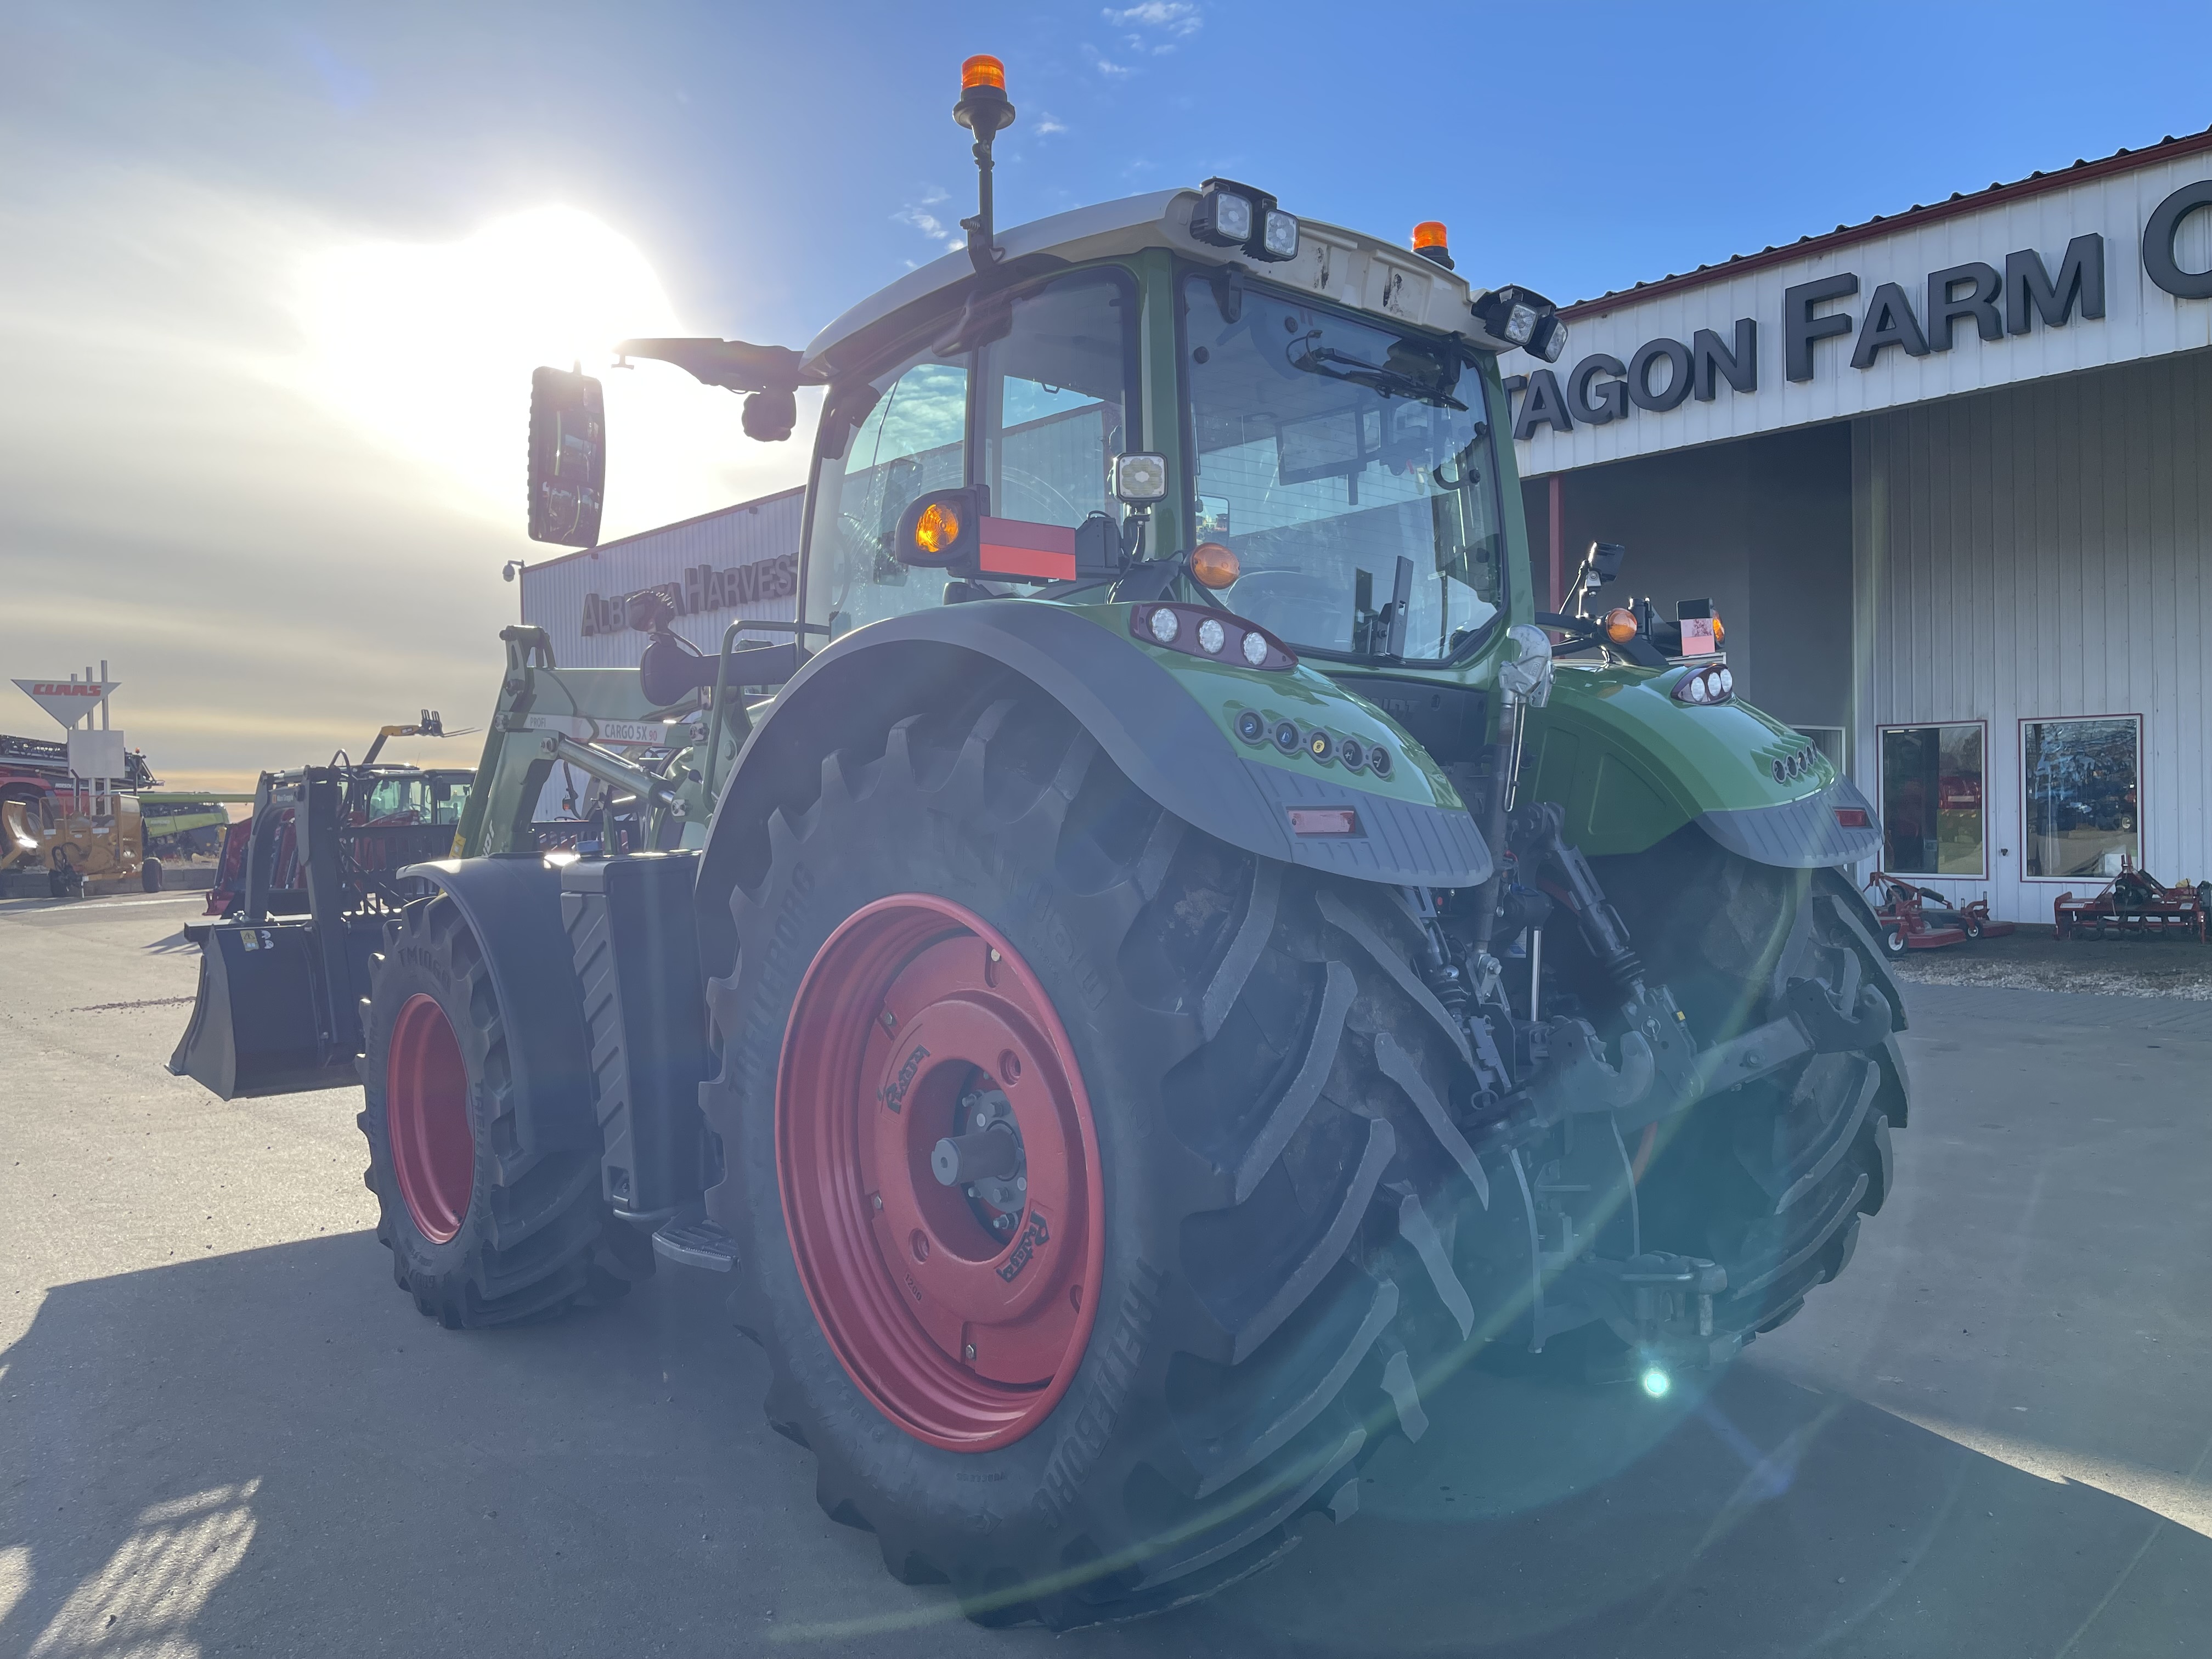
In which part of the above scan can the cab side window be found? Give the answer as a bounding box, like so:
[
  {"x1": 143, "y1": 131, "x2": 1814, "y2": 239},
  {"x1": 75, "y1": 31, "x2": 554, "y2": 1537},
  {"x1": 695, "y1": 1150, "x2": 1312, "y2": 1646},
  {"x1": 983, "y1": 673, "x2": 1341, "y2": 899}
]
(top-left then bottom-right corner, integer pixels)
[
  {"x1": 979, "y1": 270, "x2": 1136, "y2": 532},
  {"x1": 804, "y1": 268, "x2": 1138, "y2": 637},
  {"x1": 805, "y1": 352, "x2": 968, "y2": 639}
]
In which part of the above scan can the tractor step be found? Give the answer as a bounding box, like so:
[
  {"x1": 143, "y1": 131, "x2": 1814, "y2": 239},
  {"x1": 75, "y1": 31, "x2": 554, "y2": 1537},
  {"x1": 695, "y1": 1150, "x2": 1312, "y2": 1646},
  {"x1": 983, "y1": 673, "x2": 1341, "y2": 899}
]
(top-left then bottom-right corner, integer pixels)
[{"x1": 652, "y1": 1217, "x2": 738, "y2": 1272}]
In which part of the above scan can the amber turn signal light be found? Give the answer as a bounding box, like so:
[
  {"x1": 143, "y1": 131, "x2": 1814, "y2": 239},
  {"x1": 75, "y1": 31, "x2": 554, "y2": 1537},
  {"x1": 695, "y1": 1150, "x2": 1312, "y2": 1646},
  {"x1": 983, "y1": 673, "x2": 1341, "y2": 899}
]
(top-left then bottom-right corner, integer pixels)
[
  {"x1": 1713, "y1": 613, "x2": 1726, "y2": 646},
  {"x1": 913, "y1": 500, "x2": 961, "y2": 556},
  {"x1": 1602, "y1": 606, "x2": 1639, "y2": 645},
  {"x1": 1190, "y1": 542, "x2": 1241, "y2": 590}
]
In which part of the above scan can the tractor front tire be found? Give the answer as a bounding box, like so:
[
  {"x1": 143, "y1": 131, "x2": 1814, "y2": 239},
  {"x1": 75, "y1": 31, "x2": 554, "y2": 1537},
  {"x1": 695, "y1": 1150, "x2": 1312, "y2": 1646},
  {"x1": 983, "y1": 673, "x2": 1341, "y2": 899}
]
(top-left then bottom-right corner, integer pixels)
[
  {"x1": 358, "y1": 895, "x2": 652, "y2": 1327},
  {"x1": 701, "y1": 690, "x2": 1488, "y2": 1627},
  {"x1": 1592, "y1": 828, "x2": 1905, "y2": 1350}
]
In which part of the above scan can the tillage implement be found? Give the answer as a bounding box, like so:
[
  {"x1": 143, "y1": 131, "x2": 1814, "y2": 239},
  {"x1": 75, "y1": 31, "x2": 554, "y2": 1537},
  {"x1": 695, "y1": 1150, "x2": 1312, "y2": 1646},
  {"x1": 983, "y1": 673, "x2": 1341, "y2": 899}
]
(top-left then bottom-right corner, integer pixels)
[{"x1": 176, "y1": 55, "x2": 1907, "y2": 1626}]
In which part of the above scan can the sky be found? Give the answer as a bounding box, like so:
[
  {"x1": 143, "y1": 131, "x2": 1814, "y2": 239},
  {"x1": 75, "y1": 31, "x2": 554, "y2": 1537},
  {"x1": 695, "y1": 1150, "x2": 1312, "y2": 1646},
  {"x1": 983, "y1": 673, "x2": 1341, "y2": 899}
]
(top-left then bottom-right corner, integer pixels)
[{"x1": 3, "y1": 1, "x2": 2208, "y2": 789}]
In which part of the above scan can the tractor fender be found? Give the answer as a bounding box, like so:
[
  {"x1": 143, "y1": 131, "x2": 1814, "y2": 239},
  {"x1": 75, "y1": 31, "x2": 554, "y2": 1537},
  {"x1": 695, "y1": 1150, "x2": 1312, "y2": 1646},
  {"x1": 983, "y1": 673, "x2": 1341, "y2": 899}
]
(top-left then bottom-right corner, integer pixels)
[
  {"x1": 695, "y1": 600, "x2": 1489, "y2": 978},
  {"x1": 1525, "y1": 663, "x2": 1881, "y2": 868},
  {"x1": 391, "y1": 855, "x2": 600, "y2": 1159}
]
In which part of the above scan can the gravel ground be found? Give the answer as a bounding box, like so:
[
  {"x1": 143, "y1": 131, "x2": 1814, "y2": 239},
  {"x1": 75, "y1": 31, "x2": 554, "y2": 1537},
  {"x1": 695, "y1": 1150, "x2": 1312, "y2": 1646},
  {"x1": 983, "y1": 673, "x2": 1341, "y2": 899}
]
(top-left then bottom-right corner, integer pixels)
[{"x1": 1888, "y1": 926, "x2": 2212, "y2": 1000}]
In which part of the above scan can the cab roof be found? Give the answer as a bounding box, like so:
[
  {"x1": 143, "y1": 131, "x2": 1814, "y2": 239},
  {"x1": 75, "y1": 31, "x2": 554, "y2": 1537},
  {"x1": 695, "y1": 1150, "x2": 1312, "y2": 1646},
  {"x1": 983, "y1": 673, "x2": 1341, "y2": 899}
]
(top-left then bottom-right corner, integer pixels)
[{"x1": 802, "y1": 188, "x2": 1484, "y2": 379}]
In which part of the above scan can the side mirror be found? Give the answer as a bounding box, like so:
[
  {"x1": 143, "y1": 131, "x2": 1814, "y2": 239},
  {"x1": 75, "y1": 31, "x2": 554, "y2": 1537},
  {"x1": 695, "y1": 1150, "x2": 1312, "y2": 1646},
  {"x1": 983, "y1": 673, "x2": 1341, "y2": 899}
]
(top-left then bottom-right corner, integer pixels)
[{"x1": 528, "y1": 366, "x2": 606, "y2": 547}]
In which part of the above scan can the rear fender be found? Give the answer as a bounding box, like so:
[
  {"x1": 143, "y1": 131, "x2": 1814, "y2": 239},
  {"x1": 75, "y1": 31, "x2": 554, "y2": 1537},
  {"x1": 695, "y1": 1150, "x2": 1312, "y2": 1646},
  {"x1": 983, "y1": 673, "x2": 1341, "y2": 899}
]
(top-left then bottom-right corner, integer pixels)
[{"x1": 695, "y1": 599, "x2": 1491, "y2": 980}]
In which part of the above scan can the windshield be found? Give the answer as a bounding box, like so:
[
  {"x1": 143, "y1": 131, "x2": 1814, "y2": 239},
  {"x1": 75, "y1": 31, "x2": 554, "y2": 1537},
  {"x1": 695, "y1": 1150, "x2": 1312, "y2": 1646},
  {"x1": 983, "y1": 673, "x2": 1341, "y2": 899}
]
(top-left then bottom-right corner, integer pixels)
[{"x1": 1182, "y1": 272, "x2": 1504, "y2": 661}]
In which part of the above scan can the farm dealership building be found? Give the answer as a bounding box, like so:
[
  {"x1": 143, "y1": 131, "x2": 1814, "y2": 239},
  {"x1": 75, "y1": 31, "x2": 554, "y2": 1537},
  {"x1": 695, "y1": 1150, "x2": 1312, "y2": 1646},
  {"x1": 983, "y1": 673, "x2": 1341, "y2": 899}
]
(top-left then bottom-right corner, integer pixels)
[
  {"x1": 1504, "y1": 129, "x2": 2212, "y2": 925},
  {"x1": 521, "y1": 133, "x2": 2212, "y2": 927}
]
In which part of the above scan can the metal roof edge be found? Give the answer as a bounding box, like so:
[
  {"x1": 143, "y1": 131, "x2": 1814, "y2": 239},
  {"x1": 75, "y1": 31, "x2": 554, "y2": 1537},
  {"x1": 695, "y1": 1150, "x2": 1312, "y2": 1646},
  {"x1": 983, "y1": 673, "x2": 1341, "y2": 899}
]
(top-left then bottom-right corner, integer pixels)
[
  {"x1": 518, "y1": 484, "x2": 807, "y2": 576},
  {"x1": 1562, "y1": 126, "x2": 2212, "y2": 319}
]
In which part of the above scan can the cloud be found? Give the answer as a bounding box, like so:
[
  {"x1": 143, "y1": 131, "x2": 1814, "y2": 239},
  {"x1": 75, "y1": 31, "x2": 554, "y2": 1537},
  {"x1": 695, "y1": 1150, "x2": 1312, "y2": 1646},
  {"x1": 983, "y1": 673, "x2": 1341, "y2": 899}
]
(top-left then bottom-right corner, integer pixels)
[
  {"x1": 893, "y1": 189, "x2": 960, "y2": 244},
  {"x1": 1032, "y1": 114, "x2": 1069, "y2": 137},
  {"x1": 1083, "y1": 44, "x2": 1135, "y2": 78},
  {"x1": 1102, "y1": 2, "x2": 1202, "y2": 34}
]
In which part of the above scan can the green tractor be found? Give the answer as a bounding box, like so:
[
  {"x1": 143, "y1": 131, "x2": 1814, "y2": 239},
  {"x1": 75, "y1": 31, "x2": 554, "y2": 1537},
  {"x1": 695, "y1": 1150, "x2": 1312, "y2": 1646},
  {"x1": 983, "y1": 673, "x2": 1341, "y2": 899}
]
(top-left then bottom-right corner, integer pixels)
[{"x1": 333, "y1": 55, "x2": 1905, "y2": 1625}]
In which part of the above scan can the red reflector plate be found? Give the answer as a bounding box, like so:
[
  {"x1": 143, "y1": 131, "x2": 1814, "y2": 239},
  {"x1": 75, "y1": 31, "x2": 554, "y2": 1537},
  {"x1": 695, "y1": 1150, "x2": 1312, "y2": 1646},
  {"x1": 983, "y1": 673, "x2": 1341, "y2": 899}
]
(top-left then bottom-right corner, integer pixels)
[
  {"x1": 1289, "y1": 808, "x2": 1359, "y2": 837},
  {"x1": 978, "y1": 517, "x2": 1077, "y2": 581},
  {"x1": 1834, "y1": 807, "x2": 1871, "y2": 828}
]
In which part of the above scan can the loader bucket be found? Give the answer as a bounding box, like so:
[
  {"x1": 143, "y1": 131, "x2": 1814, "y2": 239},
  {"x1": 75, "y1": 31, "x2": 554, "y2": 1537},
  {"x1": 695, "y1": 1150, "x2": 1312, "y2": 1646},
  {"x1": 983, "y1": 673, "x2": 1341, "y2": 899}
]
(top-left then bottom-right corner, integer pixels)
[{"x1": 170, "y1": 920, "x2": 358, "y2": 1098}]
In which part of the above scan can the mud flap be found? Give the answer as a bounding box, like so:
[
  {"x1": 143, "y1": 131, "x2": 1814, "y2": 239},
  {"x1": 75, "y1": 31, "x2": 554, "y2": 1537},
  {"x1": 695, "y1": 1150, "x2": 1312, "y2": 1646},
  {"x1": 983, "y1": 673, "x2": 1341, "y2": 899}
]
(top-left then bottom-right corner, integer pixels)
[{"x1": 168, "y1": 921, "x2": 358, "y2": 1098}]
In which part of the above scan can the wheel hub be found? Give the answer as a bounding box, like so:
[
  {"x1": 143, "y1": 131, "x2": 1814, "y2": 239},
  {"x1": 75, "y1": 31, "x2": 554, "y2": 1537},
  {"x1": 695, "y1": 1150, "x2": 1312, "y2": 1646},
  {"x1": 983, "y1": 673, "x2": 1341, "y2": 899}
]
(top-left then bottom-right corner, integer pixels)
[
  {"x1": 386, "y1": 993, "x2": 474, "y2": 1244},
  {"x1": 777, "y1": 894, "x2": 1104, "y2": 1451}
]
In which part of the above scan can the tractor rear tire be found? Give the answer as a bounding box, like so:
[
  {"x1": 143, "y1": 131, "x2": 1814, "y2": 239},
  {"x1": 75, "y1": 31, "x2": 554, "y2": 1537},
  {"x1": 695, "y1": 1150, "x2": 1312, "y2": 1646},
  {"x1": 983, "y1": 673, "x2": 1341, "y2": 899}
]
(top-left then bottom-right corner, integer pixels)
[
  {"x1": 1589, "y1": 827, "x2": 1905, "y2": 1351},
  {"x1": 358, "y1": 895, "x2": 653, "y2": 1327},
  {"x1": 700, "y1": 689, "x2": 1488, "y2": 1627}
]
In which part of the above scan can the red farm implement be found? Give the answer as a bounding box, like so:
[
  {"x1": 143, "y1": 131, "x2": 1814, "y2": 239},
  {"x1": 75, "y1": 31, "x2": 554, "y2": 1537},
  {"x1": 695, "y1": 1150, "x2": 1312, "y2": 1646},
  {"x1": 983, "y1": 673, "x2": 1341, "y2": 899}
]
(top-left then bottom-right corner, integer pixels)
[
  {"x1": 2053, "y1": 858, "x2": 2210, "y2": 941},
  {"x1": 1862, "y1": 871, "x2": 2007, "y2": 956}
]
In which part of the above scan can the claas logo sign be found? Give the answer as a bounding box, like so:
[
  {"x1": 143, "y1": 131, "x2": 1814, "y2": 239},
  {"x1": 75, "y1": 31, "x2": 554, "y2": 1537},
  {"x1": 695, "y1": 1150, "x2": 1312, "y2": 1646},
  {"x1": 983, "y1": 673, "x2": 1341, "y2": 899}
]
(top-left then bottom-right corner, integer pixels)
[{"x1": 13, "y1": 678, "x2": 120, "y2": 728}]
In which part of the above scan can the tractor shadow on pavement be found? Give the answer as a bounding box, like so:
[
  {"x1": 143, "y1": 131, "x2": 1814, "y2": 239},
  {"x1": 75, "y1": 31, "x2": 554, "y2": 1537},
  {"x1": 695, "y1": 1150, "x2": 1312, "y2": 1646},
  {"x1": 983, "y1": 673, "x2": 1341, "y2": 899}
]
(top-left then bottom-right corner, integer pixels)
[{"x1": 2, "y1": 1233, "x2": 2200, "y2": 1659}]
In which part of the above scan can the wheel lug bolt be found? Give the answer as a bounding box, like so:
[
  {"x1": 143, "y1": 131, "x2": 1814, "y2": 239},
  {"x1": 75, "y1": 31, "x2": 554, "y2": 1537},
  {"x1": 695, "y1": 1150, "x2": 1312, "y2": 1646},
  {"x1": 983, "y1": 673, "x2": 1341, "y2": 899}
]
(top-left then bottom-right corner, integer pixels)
[{"x1": 963, "y1": 1343, "x2": 977, "y2": 1361}]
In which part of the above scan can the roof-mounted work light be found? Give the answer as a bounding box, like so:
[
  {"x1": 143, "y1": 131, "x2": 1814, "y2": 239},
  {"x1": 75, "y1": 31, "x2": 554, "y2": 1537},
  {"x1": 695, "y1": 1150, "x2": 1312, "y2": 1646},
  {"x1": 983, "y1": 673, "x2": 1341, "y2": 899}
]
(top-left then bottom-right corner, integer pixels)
[
  {"x1": 1473, "y1": 284, "x2": 1542, "y2": 347},
  {"x1": 1473, "y1": 284, "x2": 1567, "y2": 360},
  {"x1": 1190, "y1": 178, "x2": 1299, "y2": 264}
]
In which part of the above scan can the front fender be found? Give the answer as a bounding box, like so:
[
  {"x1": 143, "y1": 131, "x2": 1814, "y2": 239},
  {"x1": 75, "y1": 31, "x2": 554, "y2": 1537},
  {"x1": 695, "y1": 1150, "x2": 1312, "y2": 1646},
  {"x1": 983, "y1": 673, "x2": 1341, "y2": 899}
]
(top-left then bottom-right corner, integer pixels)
[
  {"x1": 393, "y1": 855, "x2": 599, "y2": 1158},
  {"x1": 709, "y1": 600, "x2": 1489, "y2": 895},
  {"x1": 1525, "y1": 663, "x2": 1880, "y2": 868}
]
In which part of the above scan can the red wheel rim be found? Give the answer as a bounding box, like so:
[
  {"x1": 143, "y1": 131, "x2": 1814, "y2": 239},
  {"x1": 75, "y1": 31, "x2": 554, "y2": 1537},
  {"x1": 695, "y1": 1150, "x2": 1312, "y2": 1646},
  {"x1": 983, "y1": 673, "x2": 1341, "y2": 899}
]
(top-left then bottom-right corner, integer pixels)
[
  {"x1": 778, "y1": 894, "x2": 1105, "y2": 1452},
  {"x1": 386, "y1": 993, "x2": 474, "y2": 1245}
]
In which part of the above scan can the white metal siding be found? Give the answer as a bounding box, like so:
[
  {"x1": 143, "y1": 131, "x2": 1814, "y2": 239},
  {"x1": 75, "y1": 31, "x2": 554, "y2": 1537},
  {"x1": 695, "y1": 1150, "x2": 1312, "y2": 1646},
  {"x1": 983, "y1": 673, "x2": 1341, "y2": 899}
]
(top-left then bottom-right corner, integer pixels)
[
  {"x1": 1508, "y1": 151, "x2": 2212, "y2": 477},
  {"x1": 519, "y1": 490, "x2": 805, "y2": 668},
  {"x1": 1852, "y1": 348, "x2": 2212, "y2": 922}
]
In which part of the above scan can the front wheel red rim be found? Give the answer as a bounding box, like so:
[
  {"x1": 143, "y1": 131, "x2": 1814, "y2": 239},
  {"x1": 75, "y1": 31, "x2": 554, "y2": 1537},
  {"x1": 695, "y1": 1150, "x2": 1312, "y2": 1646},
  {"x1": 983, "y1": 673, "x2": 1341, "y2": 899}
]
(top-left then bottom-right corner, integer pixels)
[
  {"x1": 387, "y1": 993, "x2": 475, "y2": 1244},
  {"x1": 778, "y1": 895, "x2": 1106, "y2": 1452}
]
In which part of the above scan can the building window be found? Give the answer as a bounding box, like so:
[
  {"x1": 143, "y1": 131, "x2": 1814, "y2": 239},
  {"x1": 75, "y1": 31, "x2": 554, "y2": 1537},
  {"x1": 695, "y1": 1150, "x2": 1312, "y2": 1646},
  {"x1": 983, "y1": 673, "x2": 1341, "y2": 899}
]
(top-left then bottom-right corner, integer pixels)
[
  {"x1": 2023, "y1": 715, "x2": 2141, "y2": 879},
  {"x1": 1878, "y1": 723, "x2": 1985, "y2": 876}
]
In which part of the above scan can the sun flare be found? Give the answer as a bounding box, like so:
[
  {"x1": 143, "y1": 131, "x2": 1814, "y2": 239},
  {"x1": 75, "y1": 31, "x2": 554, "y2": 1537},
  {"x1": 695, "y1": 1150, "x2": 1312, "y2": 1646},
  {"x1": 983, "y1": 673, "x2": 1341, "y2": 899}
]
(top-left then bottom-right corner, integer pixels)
[{"x1": 294, "y1": 206, "x2": 800, "y2": 536}]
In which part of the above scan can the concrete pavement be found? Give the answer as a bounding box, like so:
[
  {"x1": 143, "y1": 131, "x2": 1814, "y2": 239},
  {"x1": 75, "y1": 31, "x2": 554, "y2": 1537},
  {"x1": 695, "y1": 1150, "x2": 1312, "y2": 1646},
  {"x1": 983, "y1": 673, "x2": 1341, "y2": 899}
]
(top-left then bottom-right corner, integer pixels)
[{"x1": 2, "y1": 891, "x2": 2205, "y2": 1657}]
